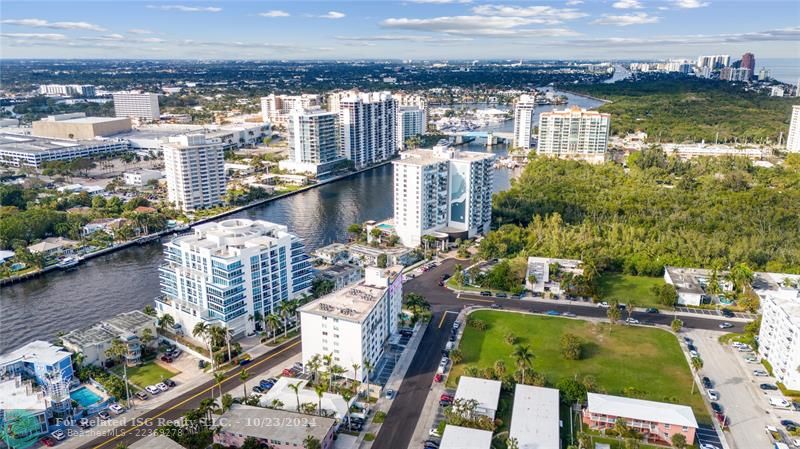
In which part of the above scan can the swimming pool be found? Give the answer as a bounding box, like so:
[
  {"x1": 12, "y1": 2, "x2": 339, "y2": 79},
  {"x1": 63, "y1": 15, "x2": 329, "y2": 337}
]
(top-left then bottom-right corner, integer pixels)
[{"x1": 70, "y1": 387, "x2": 102, "y2": 407}]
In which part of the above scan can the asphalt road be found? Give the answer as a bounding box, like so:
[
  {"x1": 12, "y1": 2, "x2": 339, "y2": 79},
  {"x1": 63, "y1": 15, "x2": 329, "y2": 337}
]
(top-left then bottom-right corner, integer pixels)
[
  {"x1": 377, "y1": 257, "x2": 748, "y2": 449},
  {"x1": 76, "y1": 339, "x2": 301, "y2": 449}
]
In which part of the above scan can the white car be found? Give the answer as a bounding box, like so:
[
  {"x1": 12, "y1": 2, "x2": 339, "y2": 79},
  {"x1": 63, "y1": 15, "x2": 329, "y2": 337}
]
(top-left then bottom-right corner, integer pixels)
[
  {"x1": 707, "y1": 389, "x2": 719, "y2": 401},
  {"x1": 109, "y1": 403, "x2": 125, "y2": 414},
  {"x1": 690, "y1": 350, "x2": 699, "y2": 358},
  {"x1": 429, "y1": 427, "x2": 442, "y2": 438},
  {"x1": 791, "y1": 438, "x2": 800, "y2": 448},
  {"x1": 452, "y1": 321, "x2": 460, "y2": 330},
  {"x1": 598, "y1": 302, "x2": 610, "y2": 308},
  {"x1": 145, "y1": 385, "x2": 160, "y2": 395},
  {"x1": 626, "y1": 318, "x2": 639, "y2": 324},
  {"x1": 700, "y1": 444, "x2": 721, "y2": 449},
  {"x1": 157, "y1": 383, "x2": 169, "y2": 392},
  {"x1": 719, "y1": 322, "x2": 733, "y2": 329},
  {"x1": 50, "y1": 430, "x2": 66, "y2": 441},
  {"x1": 753, "y1": 369, "x2": 769, "y2": 376}
]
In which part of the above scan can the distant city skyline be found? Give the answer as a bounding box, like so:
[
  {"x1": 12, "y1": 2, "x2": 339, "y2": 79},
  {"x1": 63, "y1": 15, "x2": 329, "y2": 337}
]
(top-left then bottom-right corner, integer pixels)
[{"x1": 1, "y1": 1, "x2": 798, "y2": 60}]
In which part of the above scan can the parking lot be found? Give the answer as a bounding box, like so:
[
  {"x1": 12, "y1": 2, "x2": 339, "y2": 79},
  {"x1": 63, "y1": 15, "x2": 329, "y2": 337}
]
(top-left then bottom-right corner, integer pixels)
[
  {"x1": 688, "y1": 329, "x2": 800, "y2": 449},
  {"x1": 675, "y1": 307, "x2": 757, "y2": 320}
]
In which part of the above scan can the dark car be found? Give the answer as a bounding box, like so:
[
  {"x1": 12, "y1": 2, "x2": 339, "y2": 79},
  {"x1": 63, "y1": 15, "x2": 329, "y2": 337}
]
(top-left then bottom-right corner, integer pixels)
[
  {"x1": 135, "y1": 391, "x2": 148, "y2": 401},
  {"x1": 760, "y1": 383, "x2": 778, "y2": 391},
  {"x1": 495, "y1": 292, "x2": 507, "y2": 298},
  {"x1": 793, "y1": 401, "x2": 800, "y2": 412},
  {"x1": 400, "y1": 329, "x2": 413, "y2": 337},
  {"x1": 781, "y1": 420, "x2": 799, "y2": 428},
  {"x1": 687, "y1": 344, "x2": 697, "y2": 352},
  {"x1": 710, "y1": 402, "x2": 722, "y2": 413},
  {"x1": 164, "y1": 379, "x2": 176, "y2": 387},
  {"x1": 160, "y1": 355, "x2": 173, "y2": 363},
  {"x1": 439, "y1": 399, "x2": 452, "y2": 407},
  {"x1": 720, "y1": 308, "x2": 735, "y2": 318},
  {"x1": 198, "y1": 360, "x2": 207, "y2": 369},
  {"x1": 40, "y1": 437, "x2": 56, "y2": 447},
  {"x1": 702, "y1": 377, "x2": 713, "y2": 389},
  {"x1": 480, "y1": 291, "x2": 492, "y2": 296},
  {"x1": 490, "y1": 304, "x2": 502, "y2": 309},
  {"x1": 645, "y1": 308, "x2": 659, "y2": 313},
  {"x1": 238, "y1": 358, "x2": 252, "y2": 366},
  {"x1": 252, "y1": 385, "x2": 264, "y2": 393},
  {"x1": 438, "y1": 280, "x2": 445, "y2": 286}
]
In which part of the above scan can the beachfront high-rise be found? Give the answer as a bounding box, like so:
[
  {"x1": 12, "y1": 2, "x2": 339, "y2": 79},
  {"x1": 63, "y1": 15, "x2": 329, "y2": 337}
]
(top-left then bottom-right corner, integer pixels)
[
  {"x1": 163, "y1": 134, "x2": 226, "y2": 211},
  {"x1": 279, "y1": 107, "x2": 343, "y2": 175},
  {"x1": 157, "y1": 219, "x2": 313, "y2": 339},
  {"x1": 332, "y1": 91, "x2": 398, "y2": 169},
  {"x1": 513, "y1": 94, "x2": 536, "y2": 150},
  {"x1": 112, "y1": 92, "x2": 160, "y2": 122},
  {"x1": 260, "y1": 94, "x2": 321, "y2": 127},
  {"x1": 537, "y1": 106, "x2": 610, "y2": 163},
  {"x1": 393, "y1": 145, "x2": 494, "y2": 248},
  {"x1": 787, "y1": 105, "x2": 800, "y2": 153}
]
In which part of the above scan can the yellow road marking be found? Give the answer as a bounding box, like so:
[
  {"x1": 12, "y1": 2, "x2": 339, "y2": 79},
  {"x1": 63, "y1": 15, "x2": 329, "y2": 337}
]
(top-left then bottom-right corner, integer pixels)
[
  {"x1": 92, "y1": 340, "x2": 300, "y2": 449},
  {"x1": 438, "y1": 313, "x2": 447, "y2": 328}
]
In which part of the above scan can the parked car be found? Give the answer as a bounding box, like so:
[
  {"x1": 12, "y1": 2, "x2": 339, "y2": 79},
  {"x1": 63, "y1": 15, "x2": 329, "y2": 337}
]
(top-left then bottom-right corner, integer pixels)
[
  {"x1": 719, "y1": 322, "x2": 734, "y2": 329},
  {"x1": 710, "y1": 402, "x2": 722, "y2": 413},
  {"x1": 793, "y1": 401, "x2": 800, "y2": 412},
  {"x1": 145, "y1": 385, "x2": 160, "y2": 395},
  {"x1": 260, "y1": 379, "x2": 275, "y2": 389},
  {"x1": 98, "y1": 411, "x2": 111, "y2": 420},
  {"x1": 598, "y1": 302, "x2": 610, "y2": 308},
  {"x1": 160, "y1": 355, "x2": 173, "y2": 363},
  {"x1": 720, "y1": 309, "x2": 735, "y2": 318},
  {"x1": 546, "y1": 310, "x2": 560, "y2": 316},
  {"x1": 707, "y1": 389, "x2": 719, "y2": 401},
  {"x1": 562, "y1": 312, "x2": 577, "y2": 317},
  {"x1": 760, "y1": 383, "x2": 779, "y2": 391},
  {"x1": 252, "y1": 385, "x2": 264, "y2": 393},
  {"x1": 282, "y1": 368, "x2": 294, "y2": 377},
  {"x1": 495, "y1": 292, "x2": 507, "y2": 298},
  {"x1": 439, "y1": 399, "x2": 452, "y2": 407},
  {"x1": 781, "y1": 420, "x2": 800, "y2": 428},
  {"x1": 164, "y1": 379, "x2": 176, "y2": 388},
  {"x1": 645, "y1": 308, "x2": 659, "y2": 313},
  {"x1": 683, "y1": 337, "x2": 693, "y2": 345},
  {"x1": 452, "y1": 321, "x2": 461, "y2": 330},
  {"x1": 78, "y1": 418, "x2": 93, "y2": 429},
  {"x1": 625, "y1": 318, "x2": 639, "y2": 324},
  {"x1": 690, "y1": 350, "x2": 700, "y2": 358},
  {"x1": 400, "y1": 329, "x2": 413, "y2": 337},
  {"x1": 238, "y1": 358, "x2": 252, "y2": 367},
  {"x1": 198, "y1": 360, "x2": 207, "y2": 369},
  {"x1": 702, "y1": 377, "x2": 713, "y2": 389},
  {"x1": 156, "y1": 382, "x2": 169, "y2": 392},
  {"x1": 490, "y1": 303, "x2": 502, "y2": 309},
  {"x1": 434, "y1": 373, "x2": 443, "y2": 383},
  {"x1": 385, "y1": 389, "x2": 395, "y2": 399},
  {"x1": 169, "y1": 349, "x2": 182, "y2": 359},
  {"x1": 429, "y1": 427, "x2": 442, "y2": 438},
  {"x1": 40, "y1": 437, "x2": 56, "y2": 447},
  {"x1": 50, "y1": 430, "x2": 66, "y2": 441},
  {"x1": 135, "y1": 391, "x2": 149, "y2": 400},
  {"x1": 109, "y1": 403, "x2": 125, "y2": 414},
  {"x1": 480, "y1": 291, "x2": 492, "y2": 296},
  {"x1": 440, "y1": 393, "x2": 454, "y2": 401}
]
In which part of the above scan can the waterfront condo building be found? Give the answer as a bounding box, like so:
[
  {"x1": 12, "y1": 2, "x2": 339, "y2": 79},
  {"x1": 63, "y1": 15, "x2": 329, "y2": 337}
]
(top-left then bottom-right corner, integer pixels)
[
  {"x1": 398, "y1": 107, "x2": 426, "y2": 148},
  {"x1": 787, "y1": 105, "x2": 800, "y2": 153},
  {"x1": 260, "y1": 94, "x2": 321, "y2": 127},
  {"x1": 39, "y1": 84, "x2": 96, "y2": 97},
  {"x1": 720, "y1": 67, "x2": 752, "y2": 82},
  {"x1": 333, "y1": 91, "x2": 398, "y2": 169},
  {"x1": 536, "y1": 106, "x2": 610, "y2": 163},
  {"x1": 298, "y1": 265, "x2": 403, "y2": 382},
  {"x1": 112, "y1": 92, "x2": 160, "y2": 122},
  {"x1": 278, "y1": 107, "x2": 343, "y2": 176},
  {"x1": 513, "y1": 94, "x2": 536, "y2": 150},
  {"x1": 157, "y1": 219, "x2": 313, "y2": 339},
  {"x1": 163, "y1": 134, "x2": 226, "y2": 211},
  {"x1": 392, "y1": 145, "x2": 494, "y2": 248},
  {"x1": 757, "y1": 274, "x2": 800, "y2": 389}
]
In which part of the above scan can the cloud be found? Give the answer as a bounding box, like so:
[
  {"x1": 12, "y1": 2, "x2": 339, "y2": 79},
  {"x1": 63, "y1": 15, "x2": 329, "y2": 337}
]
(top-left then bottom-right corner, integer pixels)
[
  {"x1": 612, "y1": 0, "x2": 643, "y2": 9},
  {"x1": 1, "y1": 32, "x2": 67, "y2": 41},
  {"x1": 1, "y1": 18, "x2": 106, "y2": 32},
  {"x1": 470, "y1": 5, "x2": 588, "y2": 22},
  {"x1": 385, "y1": 15, "x2": 573, "y2": 32},
  {"x1": 335, "y1": 34, "x2": 473, "y2": 43},
  {"x1": 567, "y1": 26, "x2": 800, "y2": 46},
  {"x1": 128, "y1": 28, "x2": 155, "y2": 35},
  {"x1": 565, "y1": 0, "x2": 584, "y2": 4},
  {"x1": 259, "y1": 10, "x2": 290, "y2": 17},
  {"x1": 321, "y1": 11, "x2": 346, "y2": 19},
  {"x1": 409, "y1": 0, "x2": 473, "y2": 3},
  {"x1": 146, "y1": 5, "x2": 222, "y2": 12},
  {"x1": 674, "y1": 0, "x2": 709, "y2": 8},
  {"x1": 591, "y1": 12, "x2": 659, "y2": 26}
]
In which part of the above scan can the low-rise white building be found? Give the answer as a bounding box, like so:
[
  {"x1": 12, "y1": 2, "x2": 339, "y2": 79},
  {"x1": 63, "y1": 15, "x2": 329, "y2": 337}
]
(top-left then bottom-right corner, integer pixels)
[
  {"x1": 509, "y1": 385, "x2": 560, "y2": 449},
  {"x1": 454, "y1": 376, "x2": 501, "y2": 420},
  {"x1": 61, "y1": 310, "x2": 157, "y2": 366},
  {"x1": 663, "y1": 266, "x2": 733, "y2": 306},
  {"x1": 439, "y1": 425, "x2": 493, "y2": 449},
  {"x1": 259, "y1": 377, "x2": 351, "y2": 420},
  {"x1": 757, "y1": 273, "x2": 800, "y2": 389},
  {"x1": 299, "y1": 265, "x2": 403, "y2": 381},
  {"x1": 124, "y1": 169, "x2": 163, "y2": 186},
  {"x1": 525, "y1": 257, "x2": 584, "y2": 294}
]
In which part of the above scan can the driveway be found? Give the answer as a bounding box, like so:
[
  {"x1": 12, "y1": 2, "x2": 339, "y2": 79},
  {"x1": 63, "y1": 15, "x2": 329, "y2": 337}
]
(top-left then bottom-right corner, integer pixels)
[{"x1": 687, "y1": 329, "x2": 800, "y2": 449}]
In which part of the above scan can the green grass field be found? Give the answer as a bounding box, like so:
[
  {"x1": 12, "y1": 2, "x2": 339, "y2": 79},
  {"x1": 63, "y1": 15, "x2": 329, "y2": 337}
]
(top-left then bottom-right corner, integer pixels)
[
  {"x1": 449, "y1": 311, "x2": 708, "y2": 424},
  {"x1": 598, "y1": 273, "x2": 667, "y2": 309},
  {"x1": 113, "y1": 362, "x2": 179, "y2": 388}
]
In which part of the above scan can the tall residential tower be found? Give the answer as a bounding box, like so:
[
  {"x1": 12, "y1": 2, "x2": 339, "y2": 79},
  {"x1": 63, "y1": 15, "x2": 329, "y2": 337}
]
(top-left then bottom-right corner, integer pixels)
[
  {"x1": 279, "y1": 107, "x2": 343, "y2": 175},
  {"x1": 333, "y1": 92, "x2": 398, "y2": 169},
  {"x1": 787, "y1": 105, "x2": 800, "y2": 153},
  {"x1": 537, "y1": 106, "x2": 610, "y2": 163},
  {"x1": 513, "y1": 94, "x2": 536, "y2": 150},
  {"x1": 163, "y1": 134, "x2": 226, "y2": 211},
  {"x1": 112, "y1": 92, "x2": 160, "y2": 122}
]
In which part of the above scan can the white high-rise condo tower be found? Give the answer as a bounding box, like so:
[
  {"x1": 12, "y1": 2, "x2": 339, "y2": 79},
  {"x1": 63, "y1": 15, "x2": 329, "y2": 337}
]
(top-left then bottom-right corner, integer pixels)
[
  {"x1": 787, "y1": 105, "x2": 800, "y2": 153},
  {"x1": 112, "y1": 92, "x2": 160, "y2": 122},
  {"x1": 393, "y1": 145, "x2": 494, "y2": 248},
  {"x1": 513, "y1": 94, "x2": 536, "y2": 150},
  {"x1": 163, "y1": 134, "x2": 226, "y2": 211},
  {"x1": 279, "y1": 107, "x2": 343, "y2": 175},
  {"x1": 157, "y1": 219, "x2": 313, "y2": 339},
  {"x1": 260, "y1": 94, "x2": 321, "y2": 127},
  {"x1": 398, "y1": 107, "x2": 426, "y2": 148},
  {"x1": 333, "y1": 91, "x2": 398, "y2": 169},
  {"x1": 537, "y1": 106, "x2": 610, "y2": 163}
]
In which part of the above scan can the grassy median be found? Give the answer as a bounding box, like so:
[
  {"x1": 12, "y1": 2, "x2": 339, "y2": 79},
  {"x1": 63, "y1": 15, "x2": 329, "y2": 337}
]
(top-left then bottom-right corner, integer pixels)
[{"x1": 448, "y1": 310, "x2": 709, "y2": 424}]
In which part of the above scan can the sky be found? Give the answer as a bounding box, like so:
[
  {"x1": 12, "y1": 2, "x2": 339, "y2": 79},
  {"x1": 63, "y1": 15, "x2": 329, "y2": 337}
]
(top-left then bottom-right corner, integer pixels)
[{"x1": 1, "y1": 0, "x2": 799, "y2": 61}]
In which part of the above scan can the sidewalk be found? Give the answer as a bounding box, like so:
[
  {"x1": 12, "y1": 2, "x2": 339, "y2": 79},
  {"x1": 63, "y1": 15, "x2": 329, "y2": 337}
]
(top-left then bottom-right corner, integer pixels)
[{"x1": 357, "y1": 320, "x2": 426, "y2": 448}]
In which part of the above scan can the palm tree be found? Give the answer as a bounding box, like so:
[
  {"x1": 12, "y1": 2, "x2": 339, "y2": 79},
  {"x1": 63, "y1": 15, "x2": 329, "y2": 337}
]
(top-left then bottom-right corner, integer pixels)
[
  {"x1": 728, "y1": 263, "x2": 754, "y2": 294},
  {"x1": 279, "y1": 301, "x2": 292, "y2": 338},
  {"x1": 288, "y1": 381, "x2": 302, "y2": 411},
  {"x1": 303, "y1": 435, "x2": 322, "y2": 449},
  {"x1": 220, "y1": 393, "x2": 234, "y2": 412},
  {"x1": 143, "y1": 305, "x2": 156, "y2": 317},
  {"x1": 105, "y1": 338, "x2": 132, "y2": 404},
  {"x1": 329, "y1": 365, "x2": 346, "y2": 392},
  {"x1": 314, "y1": 383, "x2": 326, "y2": 416},
  {"x1": 308, "y1": 354, "x2": 322, "y2": 384},
  {"x1": 362, "y1": 359, "x2": 374, "y2": 400},
  {"x1": 239, "y1": 368, "x2": 250, "y2": 398},
  {"x1": 253, "y1": 311, "x2": 263, "y2": 332},
  {"x1": 224, "y1": 327, "x2": 234, "y2": 364},
  {"x1": 265, "y1": 314, "x2": 281, "y2": 343},
  {"x1": 351, "y1": 363, "x2": 361, "y2": 392},
  {"x1": 193, "y1": 322, "x2": 212, "y2": 365},
  {"x1": 214, "y1": 371, "x2": 226, "y2": 399},
  {"x1": 157, "y1": 314, "x2": 174, "y2": 334},
  {"x1": 512, "y1": 344, "x2": 534, "y2": 384}
]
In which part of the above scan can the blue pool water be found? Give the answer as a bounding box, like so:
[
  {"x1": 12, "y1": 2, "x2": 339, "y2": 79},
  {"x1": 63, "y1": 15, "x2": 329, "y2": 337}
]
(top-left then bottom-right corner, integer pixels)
[{"x1": 70, "y1": 387, "x2": 102, "y2": 407}]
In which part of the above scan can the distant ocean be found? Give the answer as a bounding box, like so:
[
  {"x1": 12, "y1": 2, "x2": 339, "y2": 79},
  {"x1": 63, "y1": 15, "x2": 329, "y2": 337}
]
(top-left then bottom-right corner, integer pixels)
[{"x1": 759, "y1": 58, "x2": 800, "y2": 84}]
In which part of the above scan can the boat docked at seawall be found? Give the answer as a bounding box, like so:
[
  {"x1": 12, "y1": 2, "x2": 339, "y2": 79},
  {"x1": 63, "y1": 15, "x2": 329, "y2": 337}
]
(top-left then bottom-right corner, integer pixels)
[{"x1": 57, "y1": 257, "x2": 80, "y2": 270}]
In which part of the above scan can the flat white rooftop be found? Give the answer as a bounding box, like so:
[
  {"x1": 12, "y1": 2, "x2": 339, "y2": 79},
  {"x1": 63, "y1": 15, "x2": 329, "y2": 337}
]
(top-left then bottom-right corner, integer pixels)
[
  {"x1": 396, "y1": 146, "x2": 495, "y2": 166},
  {"x1": 454, "y1": 376, "x2": 501, "y2": 416},
  {"x1": 0, "y1": 340, "x2": 72, "y2": 367},
  {"x1": 510, "y1": 385, "x2": 560, "y2": 449},
  {"x1": 439, "y1": 425, "x2": 493, "y2": 449},
  {"x1": 0, "y1": 378, "x2": 48, "y2": 412},
  {"x1": 587, "y1": 393, "x2": 698, "y2": 429},
  {"x1": 298, "y1": 266, "x2": 401, "y2": 323}
]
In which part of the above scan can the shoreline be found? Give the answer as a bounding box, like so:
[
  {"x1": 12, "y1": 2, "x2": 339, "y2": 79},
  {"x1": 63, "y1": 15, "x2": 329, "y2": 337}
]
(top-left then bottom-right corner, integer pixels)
[{"x1": 0, "y1": 160, "x2": 393, "y2": 288}]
